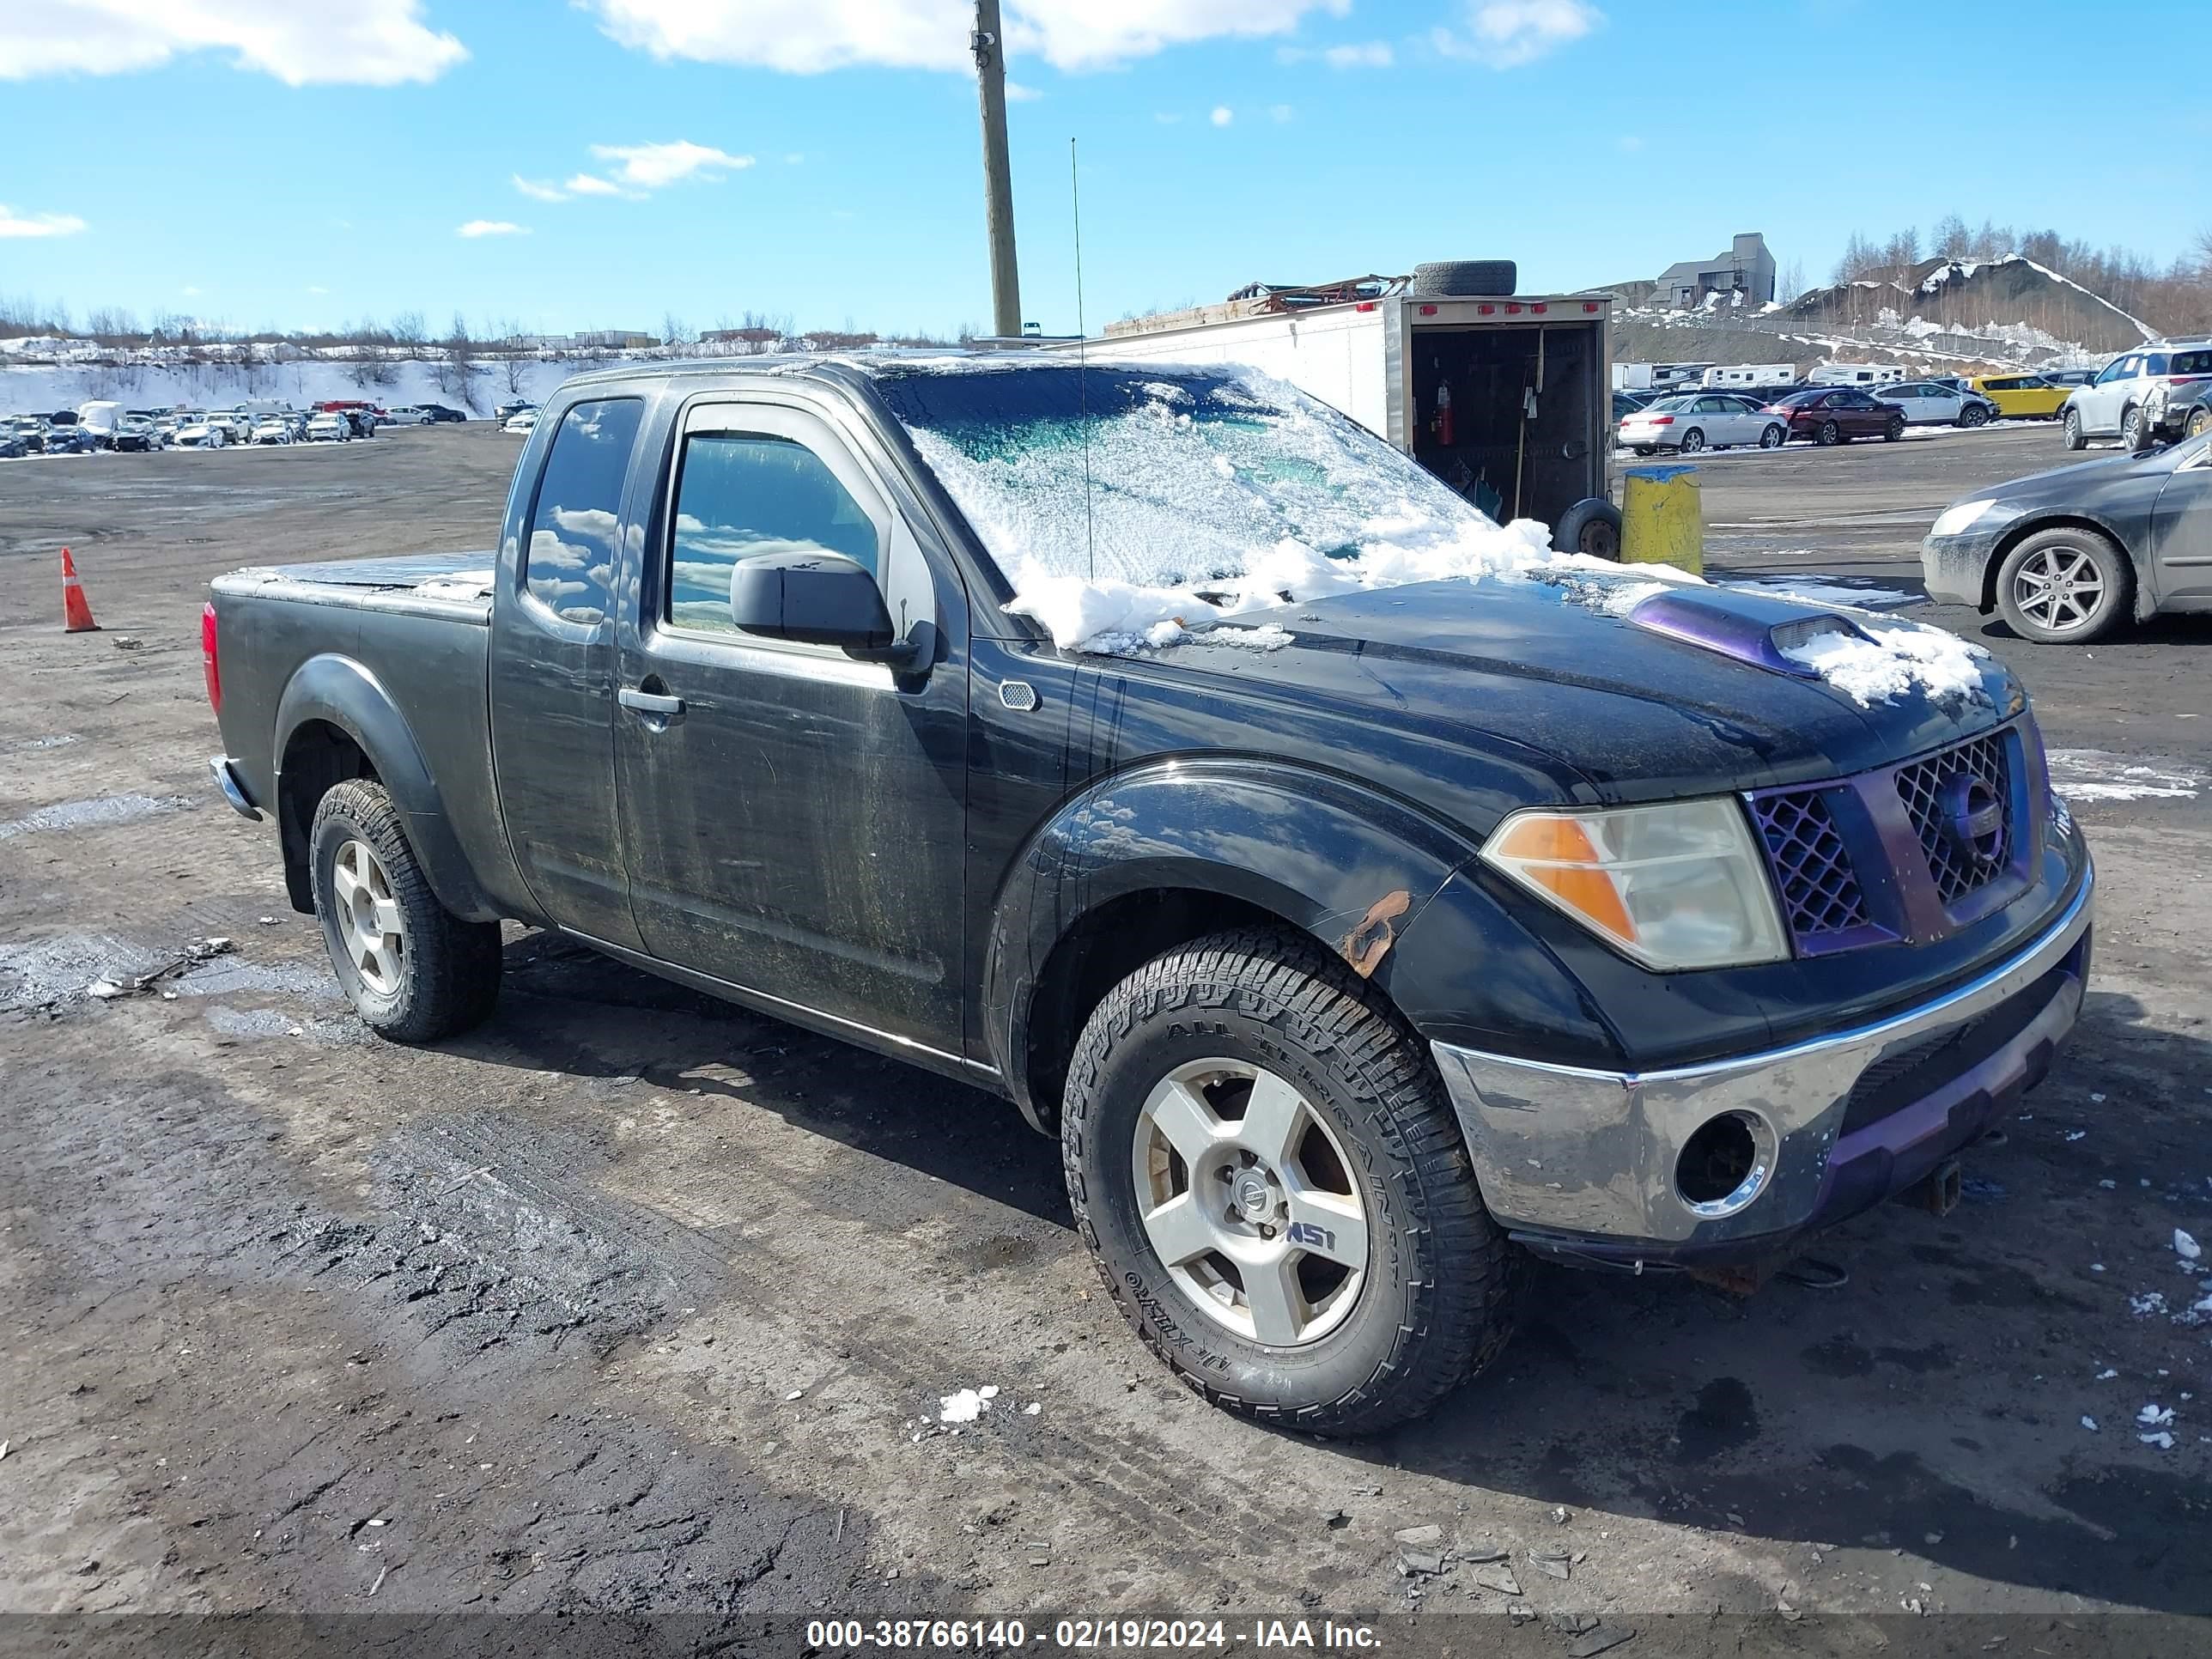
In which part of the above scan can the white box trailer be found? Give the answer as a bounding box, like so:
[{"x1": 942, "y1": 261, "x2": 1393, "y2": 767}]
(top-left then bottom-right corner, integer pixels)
[
  {"x1": 1807, "y1": 362, "x2": 1910, "y2": 386},
  {"x1": 1050, "y1": 288, "x2": 1616, "y2": 544},
  {"x1": 1702, "y1": 363, "x2": 1796, "y2": 388}
]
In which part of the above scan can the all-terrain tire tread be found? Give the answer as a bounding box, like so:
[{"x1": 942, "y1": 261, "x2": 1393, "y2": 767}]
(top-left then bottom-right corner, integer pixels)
[{"x1": 1060, "y1": 927, "x2": 1516, "y2": 1437}]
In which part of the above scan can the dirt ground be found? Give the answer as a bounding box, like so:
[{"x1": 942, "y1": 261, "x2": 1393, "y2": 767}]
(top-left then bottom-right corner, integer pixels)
[{"x1": 2, "y1": 426, "x2": 2208, "y2": 1652}]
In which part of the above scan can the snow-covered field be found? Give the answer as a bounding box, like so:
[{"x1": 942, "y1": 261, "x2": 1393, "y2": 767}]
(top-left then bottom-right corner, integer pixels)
[{"x1": 0, "y1": 356, "x2": 587, "y2": 418}]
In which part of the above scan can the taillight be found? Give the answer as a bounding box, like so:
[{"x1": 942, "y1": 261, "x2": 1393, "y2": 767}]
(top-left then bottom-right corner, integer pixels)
[
  {"x1": 201, "y1": 601, "x2": 221, "y2": 714},
  {"x1": 1649, "y1": 416, "x2": 1674, "y2": 425}
]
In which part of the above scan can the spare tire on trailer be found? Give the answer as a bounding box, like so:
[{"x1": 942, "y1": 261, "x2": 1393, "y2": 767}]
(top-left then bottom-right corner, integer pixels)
[
  {"x1": 1408, "y1": 259, "x2": 1517, "y2": 298},
  {"x1": 1552, "y1": 497, "x2": 1623, "y2": 561}
]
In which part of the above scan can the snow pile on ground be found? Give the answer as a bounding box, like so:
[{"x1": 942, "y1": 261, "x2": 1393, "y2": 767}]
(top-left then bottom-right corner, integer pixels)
[
  {"x1": 1778, "y1": 620, "x2": 1990, "y2": 707},
  {"x1": 938, "y1": 1384, "x2": 999, "y2": 1424}
]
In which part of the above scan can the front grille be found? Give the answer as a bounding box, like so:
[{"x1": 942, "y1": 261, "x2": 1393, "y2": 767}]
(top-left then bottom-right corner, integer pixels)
[
  {"x1": 1895, "y1": 732, "x2": 2014, "y2": 907},
  {"x1": 1751, "y1": 789, "x2": 1870, "y2": 944}
]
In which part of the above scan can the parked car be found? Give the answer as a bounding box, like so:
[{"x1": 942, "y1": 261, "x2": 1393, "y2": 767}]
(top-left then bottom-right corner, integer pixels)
[
  {"x1": 501, "y1": 407, "x2": 539, "y2": 434},
  {"x1": 1876, "y1": 381, "x2": 1999, "y2": 428},
  {"x1": 172, "y1": 417, "x2": 228, "y2": 449},
  {"x1": 1611, "y1": 390, "x2": 1653, "y2": 422},
  {"x1": 2062, "y1": 341, "x2": 2212, "y2": 450},
  {"x1": 2143, "y1": 377, "x2": 2212, "y2": 443},
  {"x1": 304, "y1": 411, "x2": 351, "y2": 442},
  {"x1": 0, "y1": 428, "x2": 27, "y2": 459},
  {"x1": 1617, "y1": 392, "x2": 1786, "y2": 455},
  {"x1": 204, "y1": 356, "x2": 2094, "y2": 1433},
  {"x1": 112, "y1": 416, "x2": 164, "y2": 452},
  {"x1": 205, "y1": 411, "x2": 254, "y2": 445},
  {"x1": 8, "y1": 416, "x2": 50, "y2": 453},
  {"x1": 1923, "y1": 427, "x2": 2212, "y2": 642},
  {"x1": 1970, "y1": 374, "x2": 2072, "y2": 421},
  {"x1": 252, "y1": 416, "x2": 295, "y2": 446},
  {"x1": 381, "y1": 406, "x2": 434, "y2": 425},
  {"x1": 1765, "y1": 387, "x2": 1906, "y2": 446},
  {"x1": 494, "y1": 398, "x2": 533, "y2": 422},
  {"x1": 42, "y1": 423, "x2": 101, "y2": 454},
  {"x1": 2038, "y1": 367, "x2": 2100, "y2": 390},
  {"x1": 419, "y1": 404, "x2": 469, "y2": 423}
]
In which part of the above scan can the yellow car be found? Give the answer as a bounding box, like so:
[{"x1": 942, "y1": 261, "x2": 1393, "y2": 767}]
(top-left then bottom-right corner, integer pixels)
[{"x1": 1970, "y1": 374, "x2": 2072, "y2": 420}]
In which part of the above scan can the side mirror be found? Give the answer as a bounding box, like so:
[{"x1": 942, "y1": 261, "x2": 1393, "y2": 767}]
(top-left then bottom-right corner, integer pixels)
[{"x1": 729, "y1": 550, "x2": 910, "y2": 661}]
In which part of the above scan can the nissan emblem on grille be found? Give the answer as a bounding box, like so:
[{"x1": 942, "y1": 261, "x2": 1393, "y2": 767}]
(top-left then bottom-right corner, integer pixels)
[{"x1": 1940, "y1": 772, "x2": 2005, "y2": 868}]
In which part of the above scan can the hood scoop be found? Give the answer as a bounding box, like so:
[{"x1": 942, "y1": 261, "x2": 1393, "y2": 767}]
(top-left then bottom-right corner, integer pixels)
[{"x1": 1628, "y1": 586, "x2": 1872, "y2": 678}]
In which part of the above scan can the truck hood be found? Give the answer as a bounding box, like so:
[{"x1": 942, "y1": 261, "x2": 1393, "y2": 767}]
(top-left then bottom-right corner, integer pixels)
[{"x1": 1142, "y1": 576, "x2": 2024, "y2": 804}]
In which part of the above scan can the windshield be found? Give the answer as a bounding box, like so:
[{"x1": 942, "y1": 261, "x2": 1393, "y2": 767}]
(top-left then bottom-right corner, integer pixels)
[
  {"x1": 1643, "y1": 395, "x2": 1695, "y2": 412},
  {"x1": 876, "y1": 362, "x2": 1504, "y2": 589}
]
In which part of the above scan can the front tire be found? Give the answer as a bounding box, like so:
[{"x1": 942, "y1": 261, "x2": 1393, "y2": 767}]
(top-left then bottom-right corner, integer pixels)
[
  {"x1": 1960, "y1": 404, "x2": 1990, "y2": 428},
  {"x1": 1759, "y1": 423, "x2": 1785, "y2": 448},
  {"x1": 1883, "y1": 415, "x2": 1906, "y2": 442},
  {"x1": 2189, "y1": 406, "x2": 2210, "y2": 440},
  {"x1": 310, "y1": 779, "x2": 501, "y2": 1042},
  {"x1": 2062, "y1": 407, "x2": 2087, "y2": 450},
  {"x1": 1996, "y1": 526, "x2": 2133, "y2": 645},
  {"x1": 1061, "y1": 928, "x2": 1516, "y2": 1437}
]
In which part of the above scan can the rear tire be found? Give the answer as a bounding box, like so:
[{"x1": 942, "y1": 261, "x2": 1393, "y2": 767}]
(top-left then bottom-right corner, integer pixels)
[
  {"x1": 310, "y1": 779, "x2": 501, "y2": 1042},
  {"x1": 1061, "y1": 928, "x2": 1516, "y2": 1437},
  {"x1": 1816, "y1": 419, "x2": 1842, "y2": 447},
  {"x1": 2062, "y1": 407, "x2": 2087, "y2": 450},
  {"x1": 1632, "y1": 445, "x2": 1657, "y2": 457},
  {"x1": 1553, "y1": 497, "x2": 1623, "y2": 561},
  {"x1": 2189, "y1": 407, "x2": 2210, "y2": 440},
  {"x1": 1678, "y1": 428, "x2": 1707, "y2": 453}
]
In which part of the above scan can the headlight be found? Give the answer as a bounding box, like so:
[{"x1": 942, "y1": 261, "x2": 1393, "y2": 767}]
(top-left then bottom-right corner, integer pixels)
[
  {"x1": 1929, "y1": 498, "x2": 2000, "y2": 538},
  {"x1": 1481, "y1": 799, "x2": 1790, "y2": 971}
]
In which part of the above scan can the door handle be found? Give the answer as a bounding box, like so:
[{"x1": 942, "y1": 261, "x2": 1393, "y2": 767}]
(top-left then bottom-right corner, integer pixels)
[{"x1": 619, "y1": 685, "x2": 686, "y2": 724}]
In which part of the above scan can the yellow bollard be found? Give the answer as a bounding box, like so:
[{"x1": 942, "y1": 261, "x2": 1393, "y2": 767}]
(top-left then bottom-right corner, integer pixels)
[{"x1": 1620, "y1": 465, "x2": 1705, "y2": 574}]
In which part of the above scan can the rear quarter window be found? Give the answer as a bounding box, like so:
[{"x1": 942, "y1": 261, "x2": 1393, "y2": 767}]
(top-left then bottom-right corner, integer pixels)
[{"x1": 523, "y1": 398, "x2": 645, "y2": 625}]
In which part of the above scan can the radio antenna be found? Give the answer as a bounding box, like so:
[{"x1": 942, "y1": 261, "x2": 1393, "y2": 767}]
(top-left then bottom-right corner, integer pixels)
[{"x1": 1072, "y1": 136, "x2": 1095, "y2": 581}]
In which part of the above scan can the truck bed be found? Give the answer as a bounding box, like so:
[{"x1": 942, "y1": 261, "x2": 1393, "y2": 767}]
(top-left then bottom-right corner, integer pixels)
[{"x1": 213, "y1": 552, "x2": 501, "y2": 623}]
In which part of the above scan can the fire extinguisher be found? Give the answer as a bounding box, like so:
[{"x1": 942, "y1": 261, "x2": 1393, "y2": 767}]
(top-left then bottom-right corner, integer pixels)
[{"x1": 1434, "y1": 378, "x2": 1455, "y2": 447}]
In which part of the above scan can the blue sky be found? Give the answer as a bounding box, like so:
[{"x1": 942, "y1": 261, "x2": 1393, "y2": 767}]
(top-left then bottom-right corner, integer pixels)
[{"x1": 3, "y1": 0, "x2": 2206, "y2": 338}]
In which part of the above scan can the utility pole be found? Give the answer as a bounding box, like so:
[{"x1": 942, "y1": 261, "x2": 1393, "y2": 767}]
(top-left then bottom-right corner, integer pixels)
[{"x1": 972, "y1": 0, "x2": 1022, "y2": 337}]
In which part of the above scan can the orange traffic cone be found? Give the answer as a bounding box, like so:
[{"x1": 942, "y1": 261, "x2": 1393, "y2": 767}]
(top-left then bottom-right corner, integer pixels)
[{"x1": 62, "y1": 547, "x2": 100, "y2": 633}]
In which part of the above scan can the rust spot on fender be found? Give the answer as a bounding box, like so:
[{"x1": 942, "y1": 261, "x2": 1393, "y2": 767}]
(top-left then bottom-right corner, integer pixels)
[{"x1": 1338, "y1": 889, "x2": 1412, "y2": 979}]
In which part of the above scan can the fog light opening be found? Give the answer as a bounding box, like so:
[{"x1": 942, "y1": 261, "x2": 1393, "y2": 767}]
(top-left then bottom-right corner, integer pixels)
[{"x1": 1676, "y1": 1112, "x2": 1771, "y2": 1218}]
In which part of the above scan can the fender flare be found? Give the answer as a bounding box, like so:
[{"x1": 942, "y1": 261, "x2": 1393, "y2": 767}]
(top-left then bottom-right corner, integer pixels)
[
  {"x1": 981, "y1": 757, "x2": 1609, "y2": 1118},
  {"x1": 273, "y1": 653, "x2": 498, "y2": 921}
]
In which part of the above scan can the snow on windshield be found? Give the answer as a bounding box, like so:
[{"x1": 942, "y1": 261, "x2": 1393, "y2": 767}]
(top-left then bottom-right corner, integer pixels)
[{"x1": 877, "y1": 360, "x2": 1663, "y2": 653}]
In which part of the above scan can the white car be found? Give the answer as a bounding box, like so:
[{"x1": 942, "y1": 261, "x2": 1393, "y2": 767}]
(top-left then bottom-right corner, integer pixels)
[
  {"x1": 2063, "y1": 340, "x2": 2212, "y2": 449},
  {"x1": 251, "y1": 416, "x2": 293, "y2": 445},
  {"x1": 501, "y1": 408, "x2": 539, "y2": 434},
  {"x1": 1874, "y1": 381, "x2": 2000, "y2": 428},
  {"x1": 1617, "y1": 392, "x2": 1786, "y2": 455},
  {"x1": 381, "y1": 405, "x2": 433, "y2": 425},
  {"x1": 172, "y1": 418, "x2": 226, "y2": 448},
  {"x1": 207, "y1": 411, "x2": 254, "y2": 445},
  {"x1": 304, "y1": 412, "x2": 351, "y2": 442}
]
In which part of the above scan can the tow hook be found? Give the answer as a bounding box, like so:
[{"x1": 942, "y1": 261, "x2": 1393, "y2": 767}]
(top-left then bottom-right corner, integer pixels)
[{"x1": 1908, "y1": 1158, "x2": 1964, "y2": 1218}]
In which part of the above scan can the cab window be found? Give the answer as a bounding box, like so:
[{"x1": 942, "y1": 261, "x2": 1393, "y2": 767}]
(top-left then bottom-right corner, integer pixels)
[
  {"x1": 522, "y1": 398, "x2": 645, "y2": 626},
  {"x1": 665, "y1": 433, "x2": 882, "y2": 636}
]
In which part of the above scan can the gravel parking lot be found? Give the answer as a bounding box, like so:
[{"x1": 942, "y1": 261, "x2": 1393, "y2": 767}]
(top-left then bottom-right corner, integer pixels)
[{"x1": 3, "y1": 426, "x2": 2208, "y2": 1646}]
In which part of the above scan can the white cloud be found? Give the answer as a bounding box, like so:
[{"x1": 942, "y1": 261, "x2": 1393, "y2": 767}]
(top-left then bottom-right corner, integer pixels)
[
  {"x1": 1268, "y1": 102, "x2": 1292, "y2": 121},
  {"x1": 589, "y1": 140, "x2": 754, "y2": 187},
  {"x1": 514, "y1": 174, "x2": 568, "y2": 202},
  {"x1": 564, "y1": 173, "x2": 626, "y2": 196},
  {"x1": 585, "y1": 0, "x2": 1350, "y2": 75},
  {"x1": 0, "y1": 0, "x2": 465, "y2": 85},
  {"x1": 306, "y1": 285, "x2": 329, "y2": 295},
  {"x1": 1434, "y1": 0, "x2": 1601, "y2": 67},
  {"x1": 1004, "y1": 78, "x2": 1042, "y2": 100},
  {"x1": 1211, "y1": 105, "x2": 1233, "y2": 125},
  {"x1": 0, "y1": 205, "x2": 87, "y2": 238},
  {"x1": 457, "y1": 220, "x2": 528, "y2": 238},
  {"x1": 1277, "y1": 40, "x2": 1392, "y2": 67}
]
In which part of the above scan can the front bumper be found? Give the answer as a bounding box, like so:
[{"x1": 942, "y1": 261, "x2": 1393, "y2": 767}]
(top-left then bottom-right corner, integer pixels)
[
  {"x1": 1431, "y1": 860, "x2": 2093, "y2": 1269},
  {"x1": 1921, "y1": 521, "x2": 2014, "y2": 608}
]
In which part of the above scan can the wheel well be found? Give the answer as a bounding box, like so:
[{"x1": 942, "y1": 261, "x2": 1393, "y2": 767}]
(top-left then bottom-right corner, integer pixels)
[
  {"x1": 277, "y1": 720, "x2": 377, "y2": 912},
  {"x1": 1021, "y1": 888, "x2": 1288, "y2": 1130},
  {"x1": 1982, "y1": 516, "x2": 2130, "y2": 611}
]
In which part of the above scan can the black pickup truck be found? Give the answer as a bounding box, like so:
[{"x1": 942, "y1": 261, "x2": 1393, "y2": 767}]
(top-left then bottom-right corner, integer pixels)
[{"x1": 206, "y1": 357, "x2": 2093, "y2": 1433}]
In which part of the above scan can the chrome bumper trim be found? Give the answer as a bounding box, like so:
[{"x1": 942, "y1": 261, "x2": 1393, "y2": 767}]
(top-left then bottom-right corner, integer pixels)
[
  {"x1": 210, "y1": 755, "x2": 264, "y2": 822},
  {"x1": 1431, "y1": 859, "x2": 2094, "y2": 1247}
]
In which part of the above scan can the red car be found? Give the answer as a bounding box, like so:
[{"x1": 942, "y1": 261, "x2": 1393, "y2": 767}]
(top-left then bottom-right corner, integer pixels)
[{"x1": 1765, "y1": 387, "x2": 1906, "y2": 447}]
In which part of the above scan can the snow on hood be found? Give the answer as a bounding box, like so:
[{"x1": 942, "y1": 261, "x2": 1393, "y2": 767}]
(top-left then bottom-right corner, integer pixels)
[{"x1": 1778, "y1": 617, "x2": 1990, "y2": 707}]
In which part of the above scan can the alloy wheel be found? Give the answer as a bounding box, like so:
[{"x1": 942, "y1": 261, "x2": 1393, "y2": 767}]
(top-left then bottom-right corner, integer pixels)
[
  {"x1": 331, "y1": 838, "x2": 407, "y2": 996},
  {"x1": 2011, "y1": 544, "x2": 2109, "y2": 636},
  {"x1": 1130, "y1": 1058, "x2": 1369, "y2": 1347}
]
